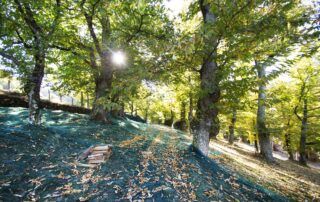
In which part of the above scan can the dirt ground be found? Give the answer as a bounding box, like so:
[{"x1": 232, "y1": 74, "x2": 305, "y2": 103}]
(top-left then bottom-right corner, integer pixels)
[
  {"x1": 210, "y1": 140, "x2": 320, "y2": 201},
  {"x1": 0, "y1": 107, "x2": 286, "y2": 201}
]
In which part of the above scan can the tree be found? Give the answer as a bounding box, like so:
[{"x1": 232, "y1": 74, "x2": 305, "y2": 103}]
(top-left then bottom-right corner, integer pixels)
[
  {"x1": 293, "y1": 58, "x2": 320, "y2": 165},
  {"x1": 0, "y1": 0, "x2": 62, "y2": 124}
]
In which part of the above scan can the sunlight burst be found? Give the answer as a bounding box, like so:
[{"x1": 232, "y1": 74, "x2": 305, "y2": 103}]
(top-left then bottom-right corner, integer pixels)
[{"x1": 112, "y1": 51, "x2": 126, "y2": 66}]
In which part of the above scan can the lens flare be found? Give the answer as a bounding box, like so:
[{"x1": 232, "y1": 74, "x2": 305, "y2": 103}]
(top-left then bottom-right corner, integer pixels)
[{"x1": 112, "y1": 51, "x2": 126, "y2": 66}]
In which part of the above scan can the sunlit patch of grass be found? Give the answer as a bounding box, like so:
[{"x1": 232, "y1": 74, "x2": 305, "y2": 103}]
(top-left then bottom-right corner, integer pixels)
[
  {"x1": 210, "y1": 140, "x2": 320, "y2": 201},
  {"x1": 119, "y1": 135, "x2": 146, "y2": 148}
]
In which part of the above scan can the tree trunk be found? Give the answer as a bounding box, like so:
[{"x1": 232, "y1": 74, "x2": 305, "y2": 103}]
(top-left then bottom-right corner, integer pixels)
[
  {"x1": 27, "y1": 51, "x2": 45, "y2": 125},
  {"x1": 48, "y1": 90, "x2": 51, "y2": 101},
  {"x1": 209, "y1": 117, "x2": 220, "y2": 140},
  {"x1": 256, "y1": 61, "x2": 274, "y2": 163},
  {"x1": 285, "y1": 132, "x2": 294, "y2": 160},
  {"x1": 86, "y1": 93, "x2": 89, "y2": 108},
  {"x1": 130, "y1": 101, "x2": 134, "y2": 116},
  {"x1": 193, "y1": 1, "x2": 220, "y2": 156},
  {"x1": 91, "y1": 68, "x2": 112, "y2": 121},
  {"x1": 80, "y1": 92, "x2": 84, "y2": 107},
  {"x1": 299, "y1": 99, "x2": 308, "y2": 165},
  {"x1": 71, "y1": 97, "x2": 74, "y2": 106},
  {"x1": 60, "y1": 95, "x2": 62, "y2": 102},
  {"x1": 145, "y1": 106, "x2": 149, "y2": 123},
  {"x1": 188, "y1": 92, "x2": 193, "y2": 133},
  {"x1": 228, "y1": 108, "x2": 237, "y2": 144},
  {"x1": 180, "y1": 101, "x2": 187, "y2": 130},
  {"x1": 7, "y1": 78, "x2": 11, "y2": 92},
  {"x1": 254, "y1": 133, "x2": 259, "y2": 153},
  {"x1": 91, "y1": 13, "x2": 113, "y2": 122},
  {"x1": 285, "y1": 119, "x2": 294, "y2": 160}
]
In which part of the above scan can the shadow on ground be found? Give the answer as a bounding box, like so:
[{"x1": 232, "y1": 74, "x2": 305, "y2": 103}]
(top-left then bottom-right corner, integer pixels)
[{"x1": 0, "y1": 107, "x2": 286, "y2": 201}]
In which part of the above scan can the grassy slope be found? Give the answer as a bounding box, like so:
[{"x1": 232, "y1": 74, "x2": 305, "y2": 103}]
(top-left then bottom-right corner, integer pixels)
[
  {"x1": 210, "y1": 141, "x2": 320, "y2": 201},
  {"x1": 0, "y1": 107, "x2": 285, "y2": 201}
]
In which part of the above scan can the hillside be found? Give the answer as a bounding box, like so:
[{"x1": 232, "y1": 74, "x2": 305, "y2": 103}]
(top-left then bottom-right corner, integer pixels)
[{"x1": 0, "y1": 107, "x2": 285, "y2": 201}]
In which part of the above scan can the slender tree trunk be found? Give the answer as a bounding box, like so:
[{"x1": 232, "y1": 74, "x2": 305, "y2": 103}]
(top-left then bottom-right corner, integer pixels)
[
  {"x1": 86, "y1": 93, "x2": 89, "y2": 108},
  {"x1": 48, "y1": 89, "x2": 50, "y2": 101},
  {"x1": 285, "y1": 132, "x2": 294, "y2": 160},
  {"x1": 80, "y1": 92, "x2": 84, "y2": 107},
  {"x1": 228, "y1": 108, "x2": 237, "y2": 144},
  {"x1": 60, "y1": 95, "x2": 62, "y2": 102},
  {"x1": 145, "y1": 106, "x2": 149, "y2": 123},
  {"x1": 27, "y1": 51, "x2": 45, "y2": 125},
  {"x1": 71, "y1": 97, "x2": 74, "y2": 106},
  {"x1": 256, "y1": 61, "x2": 274, "y2": 162},
  {"x1": 7, "y1": 78, "x2": 11, "y2": 92},
  {"x1": 170, "y1": 109, "x2": 174, "y2": 126},
  {"x1": 188, "y1": 92, "x2": 193, "y2": 133},
  {"x1": 193, "y1": 1, "x2": 220, "y2": 156},
  {"x1": 130, "y1": 101, "x2": 134, "y2": 116},
  {"x1": 299, "y1": 99, "x2": 308, "y2": 165},
  {"x1": 284, "y1": 119, "x2": 294, "y2": 160},
  {"x1": 180, "y1": 101, "x2": 187, "y2": 130},
  {"x1": 254, "y1": 134, "x2": 259, "y2": 153}
]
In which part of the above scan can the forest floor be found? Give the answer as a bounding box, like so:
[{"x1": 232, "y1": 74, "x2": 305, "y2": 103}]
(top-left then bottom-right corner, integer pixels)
[
  {"x1": 210, "y1": 140, "x2": 320, "y2": 201},
  {"x1": 0, "y1": 107, "x2": 287, "y2": 201}
]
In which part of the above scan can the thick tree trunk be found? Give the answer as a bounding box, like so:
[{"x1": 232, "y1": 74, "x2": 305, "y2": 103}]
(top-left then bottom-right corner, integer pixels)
[
  {"x1": 91, "y1": 64, "x2": 112, "y2": 121},
  {"x1": 27, "y1": 52, "x2": 45, "y2": 125},
  {"x1": 91, "y1": 12, "x2": 114, "y2": 122},
  {"x1": 193, "y1": 1, "x2": 220, "y2": 156},
  {"x1": 299, "y1": 99, "x2": 308, "y2": 165},
  {"x1": 228, "y1": 108, "x2": 237, "y2": 144},
  {"x1": 256, "y1": 61, "x2": 274, "y2": 162}
]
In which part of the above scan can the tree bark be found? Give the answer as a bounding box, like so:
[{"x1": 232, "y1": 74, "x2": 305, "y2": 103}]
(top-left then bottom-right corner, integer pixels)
[
  {"x1": 27, "y1": 51, "x2": 45, "y2": 125},
  {"x1": 209, "y1": 117, "x2": 220, "y2": 140},
  {"x1": 228, "y1": 108, "x2": 237, "y2": 144},
  {"x1": 256, "y1": 61, "x2": 274, "y2": 162},
  {"x1": 299, "y1": 99, "x2": 308, "y2": 165},
  {"x1": 193, "y1": 1, "x2": 220, "y2": 156}
]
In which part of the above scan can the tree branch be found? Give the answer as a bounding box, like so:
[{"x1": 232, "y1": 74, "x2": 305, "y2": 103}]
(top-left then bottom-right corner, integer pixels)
[
  {"x1": 48, "y1": 0, "x2": 62, "y2": 38},
  {"x1": 0, "y1": 50, "x2": 21, "y2": 66}
]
